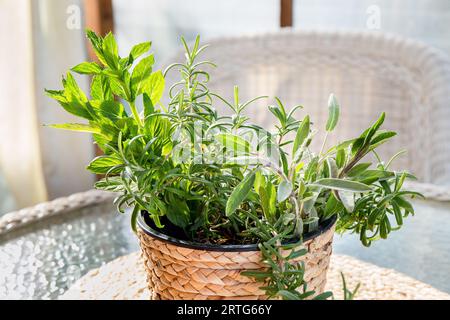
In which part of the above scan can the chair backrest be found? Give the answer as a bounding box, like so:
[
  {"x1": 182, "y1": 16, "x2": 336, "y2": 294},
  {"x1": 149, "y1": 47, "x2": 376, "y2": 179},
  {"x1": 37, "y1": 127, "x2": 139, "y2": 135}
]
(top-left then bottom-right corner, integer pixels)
[{"x1": 165, "y1": 30, "x2": 450, "y2": 185}]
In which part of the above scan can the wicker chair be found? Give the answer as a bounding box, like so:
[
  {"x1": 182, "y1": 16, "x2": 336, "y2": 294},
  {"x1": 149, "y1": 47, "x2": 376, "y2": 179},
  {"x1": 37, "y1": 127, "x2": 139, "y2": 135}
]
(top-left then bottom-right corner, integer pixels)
[{"x1": 165, "y1": 30, "x2": 450, "y2": 197}]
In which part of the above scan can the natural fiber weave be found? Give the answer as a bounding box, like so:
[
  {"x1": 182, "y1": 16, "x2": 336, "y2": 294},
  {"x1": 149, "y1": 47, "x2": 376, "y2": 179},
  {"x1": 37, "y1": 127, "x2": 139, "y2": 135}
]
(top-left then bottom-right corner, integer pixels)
[
  {"x1": 137, "y1": 223, "x2": 335, "y2": 300},
  {"x1": 60, "y1": 252, "x2": 450, "y2": 300}
]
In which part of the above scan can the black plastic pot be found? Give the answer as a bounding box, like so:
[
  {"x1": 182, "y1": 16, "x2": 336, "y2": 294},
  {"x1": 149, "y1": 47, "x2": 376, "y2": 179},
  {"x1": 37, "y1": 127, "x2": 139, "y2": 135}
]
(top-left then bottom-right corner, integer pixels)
[{"x1": 137, "y1": 212, "x2": 337, "y2": 252}]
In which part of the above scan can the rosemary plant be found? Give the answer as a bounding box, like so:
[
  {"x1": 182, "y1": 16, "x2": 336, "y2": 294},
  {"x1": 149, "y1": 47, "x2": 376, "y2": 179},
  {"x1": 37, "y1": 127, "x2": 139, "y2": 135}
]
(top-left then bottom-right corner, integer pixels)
[{"x1": 47, "y1": 31, "x2": 421, "y2": 300}]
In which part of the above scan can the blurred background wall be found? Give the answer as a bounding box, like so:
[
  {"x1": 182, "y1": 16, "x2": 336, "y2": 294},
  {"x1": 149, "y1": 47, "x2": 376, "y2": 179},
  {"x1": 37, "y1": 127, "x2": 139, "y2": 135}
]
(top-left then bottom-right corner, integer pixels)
[{"x1": 1, "y1": 0, "x2": 450, "y2": 214}]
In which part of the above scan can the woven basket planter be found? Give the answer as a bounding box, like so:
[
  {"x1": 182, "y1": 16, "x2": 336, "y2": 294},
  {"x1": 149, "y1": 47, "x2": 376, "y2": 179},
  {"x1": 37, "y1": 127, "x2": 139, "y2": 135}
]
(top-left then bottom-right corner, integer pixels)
[{"x1": 137, "y1": 213, "x2": 336, "y2": 300}]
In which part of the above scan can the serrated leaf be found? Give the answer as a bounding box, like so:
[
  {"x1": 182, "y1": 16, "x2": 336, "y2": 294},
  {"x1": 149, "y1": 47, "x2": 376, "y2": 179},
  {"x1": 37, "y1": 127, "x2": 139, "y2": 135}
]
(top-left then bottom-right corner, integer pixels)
[
  {"x1": 326, "y1": 93, "x2": 340, "y2": 131},
  {"x1": 102, "y1": 32, "x2": 119, "y2": 69},
  {"x1": 86, "y1": 156, "x2": 123, "y2": 174},
  {"x1": 109, "y1": 76, "x2": 128, "y2": 100},
  {"x1": 90, "y1": 100, "x2": 125, "y2": 121},
  {"x1": 86, "y1": 29, "x2": 107, "y2": 66},
  {"x1": 51, "y1": 73, "x2": 92, "y2": 120},
  {"x1": 130, "y1": 42, "x2": 151, "y2": 61},
  {"x1": 143, "y1": 70, "x2": 165, "y2": 105},
  {"x1": 226, "y1": 171, "x2": 256, "y2": 216},
  {"x1": 143, "y1": 93, "x2": 154, "y2": 118},
  {"x1": 131, "y1": 55, "x2": 155, "y2": 99},
  {"x1": 90, "y1": 75, "x2": 112, "y2": 100},
  {"x1": 72, "y1": 62, "x2": 102, "y2": 75},
  {"x1": 46, "y1": 123, "x2": 101, "y2": 134}
]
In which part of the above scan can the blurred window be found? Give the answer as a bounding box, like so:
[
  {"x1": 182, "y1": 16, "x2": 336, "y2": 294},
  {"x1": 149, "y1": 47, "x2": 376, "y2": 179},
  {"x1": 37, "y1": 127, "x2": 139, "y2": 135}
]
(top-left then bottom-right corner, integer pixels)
[
  {"x1": 294, "y1": 0, "x2": 450, "y2": 54},
  {"x1": 113, "y1": 0, "x2": 279, "y2": 66}
]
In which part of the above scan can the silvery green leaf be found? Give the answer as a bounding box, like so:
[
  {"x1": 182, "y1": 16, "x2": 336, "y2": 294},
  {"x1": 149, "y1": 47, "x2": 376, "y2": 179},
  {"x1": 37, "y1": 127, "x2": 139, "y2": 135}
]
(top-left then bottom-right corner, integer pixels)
[
  {"x1": 346, "y1": 163, "x2": 371, "y2": 177},
  {"x1": 326, "y1": 93, "x2": 340, "y2": 132},
  {"x1": 293, "y1": 115, "x2": 310, "y2": 156},
  {"x1": 277, "y1": 180, "x2": 293, "y2": 203},
  {"x1": 338, "y1": 191, "x2": 355, "y2": 212},
  {"x1": 226, "y1": 171, "x2": 256, "y2": 216},
  {"x1": 326, "y1": 158, "x2": 339, "y2": 178},
  {"x1": 307, "y1": 207, "x2": 319, "y2": 232},
  {"x1": 282, "y1": 212, "x2": 296, "y2": 225},
  {"x1": 311, "y1": 178, "x2": 372, "y2": 192},
  {"x1": 302, "y1": 191, "x2": 320, "y2": 214}
]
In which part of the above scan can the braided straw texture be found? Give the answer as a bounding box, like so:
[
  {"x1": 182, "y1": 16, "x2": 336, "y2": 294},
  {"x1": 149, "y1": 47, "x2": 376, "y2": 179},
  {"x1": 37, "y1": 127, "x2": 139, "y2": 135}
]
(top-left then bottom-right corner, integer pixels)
[
  {"x1": 165, "y1": 30, "x2": 450, "y2": 199},
  {"x1": 60, "y1": 252, "x2": 450, "y2": 300},
  {"x1": 137, "y1": 223, "x2": 335, "y2": 300}
]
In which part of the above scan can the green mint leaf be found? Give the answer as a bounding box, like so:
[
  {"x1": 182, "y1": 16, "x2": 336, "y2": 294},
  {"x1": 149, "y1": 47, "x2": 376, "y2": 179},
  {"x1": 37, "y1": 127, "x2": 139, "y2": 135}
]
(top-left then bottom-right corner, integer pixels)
[
  {"x1": 130, "y1": 55, "x2": 155, "y2": 99},
  {"x1": 90, "y1": 100, "x2": 125, "y2": 121},
  {"x1": 86, "y1": 156, "x2": 123, "y2": 174},
  {"x1": 143, "y1": 93, "x2": 154, "y2": 118},
  {"x1": 130, "y1": 42, "x2": 152, "y2": 61},
  {"x1": 72, "y1": 62, "x2": 102, "y2": 75},
  {"x1": 143, "y1": 70, "x2": 165, "y2": 105},
  {"x1": 49, "y1": 73, "x2": 92, "y2": 120},
  {"x1": 46, "y1": 123, "x2": 101, "y2": 134},
  {"x1": 90, "y1": 75, "x2": 112, "y2": 100},
  {"x1": 102, "y1": 32, "x2": 119, "y2": 69}
]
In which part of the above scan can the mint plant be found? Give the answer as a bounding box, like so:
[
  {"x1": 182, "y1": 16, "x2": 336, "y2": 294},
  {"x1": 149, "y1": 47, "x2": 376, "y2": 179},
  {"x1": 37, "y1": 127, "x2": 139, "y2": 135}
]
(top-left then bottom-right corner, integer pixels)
[{"x1": 47, "y1": 31, "x2": 421, "y2": 300}]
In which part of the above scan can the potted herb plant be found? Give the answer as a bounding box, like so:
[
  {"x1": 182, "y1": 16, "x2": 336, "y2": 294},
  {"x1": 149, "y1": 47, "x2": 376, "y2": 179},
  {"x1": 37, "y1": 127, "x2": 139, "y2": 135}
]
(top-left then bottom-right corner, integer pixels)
[{"x1": 46, "y1": 31, "x2": 421, "y2": 300}]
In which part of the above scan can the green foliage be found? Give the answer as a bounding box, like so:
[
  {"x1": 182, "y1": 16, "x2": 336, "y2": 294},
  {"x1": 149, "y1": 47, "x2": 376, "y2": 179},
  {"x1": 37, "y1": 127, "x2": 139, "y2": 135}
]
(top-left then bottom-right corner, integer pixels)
[
  {"x1": 326, "y1": 93, "x2": 340, "y2": 132},
  {"x1": 339, "y1": 272, "x2": 360, "y2": 300},
  {"x1": 47, "y1": 31, "x2": 422, "y2": 300}
]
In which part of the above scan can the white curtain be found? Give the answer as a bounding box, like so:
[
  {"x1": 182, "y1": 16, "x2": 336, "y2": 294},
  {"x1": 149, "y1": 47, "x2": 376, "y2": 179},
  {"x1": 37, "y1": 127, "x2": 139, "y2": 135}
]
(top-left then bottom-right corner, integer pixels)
[{"x1": 0, "y1": 0, "x2": 94, "y2": 213}]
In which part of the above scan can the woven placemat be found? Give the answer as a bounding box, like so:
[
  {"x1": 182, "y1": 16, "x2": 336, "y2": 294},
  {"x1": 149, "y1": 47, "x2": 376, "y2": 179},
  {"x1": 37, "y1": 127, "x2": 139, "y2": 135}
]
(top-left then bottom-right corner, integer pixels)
[{"x1": 60, "y1": 252, "x2": 449, "y2": 300}]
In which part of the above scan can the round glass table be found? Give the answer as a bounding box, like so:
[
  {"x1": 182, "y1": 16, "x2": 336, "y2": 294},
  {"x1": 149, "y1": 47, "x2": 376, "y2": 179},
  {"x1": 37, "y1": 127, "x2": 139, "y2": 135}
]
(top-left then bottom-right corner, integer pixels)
[{"x1": 1, "y1": 191, "x2": 449, "y2": 299}]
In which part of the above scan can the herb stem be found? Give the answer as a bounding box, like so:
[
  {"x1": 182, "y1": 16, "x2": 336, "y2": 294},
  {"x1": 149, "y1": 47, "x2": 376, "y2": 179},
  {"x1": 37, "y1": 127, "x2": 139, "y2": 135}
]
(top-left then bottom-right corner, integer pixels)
[
  {"x1": 320, "y1": 131, "x2": 329, "y2": 155},
  {"x1": 129, "y1": 101, "x2": 143, "y2": 127}
]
